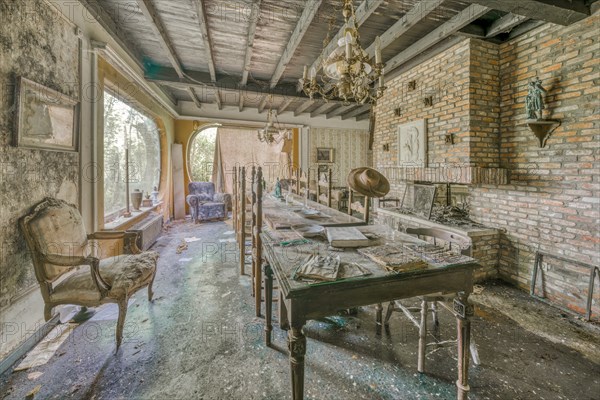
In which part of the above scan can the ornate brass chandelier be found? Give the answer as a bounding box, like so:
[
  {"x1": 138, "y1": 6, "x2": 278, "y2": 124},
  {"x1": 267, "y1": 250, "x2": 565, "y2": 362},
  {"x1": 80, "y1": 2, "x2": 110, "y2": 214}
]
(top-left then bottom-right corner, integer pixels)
[
  {"x1": 300, "y1": 0, "x2": 386, "y2": 104},
  {"x1": 257, "y1": 97, "x2": 291, "y2": 145}
]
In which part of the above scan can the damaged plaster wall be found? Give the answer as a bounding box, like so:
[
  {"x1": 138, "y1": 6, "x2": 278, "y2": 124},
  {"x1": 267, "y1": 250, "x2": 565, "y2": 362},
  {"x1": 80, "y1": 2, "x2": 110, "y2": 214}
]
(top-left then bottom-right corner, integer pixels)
[{"x1": 0, "y1": 0, "x2": 80, "y2": 313}]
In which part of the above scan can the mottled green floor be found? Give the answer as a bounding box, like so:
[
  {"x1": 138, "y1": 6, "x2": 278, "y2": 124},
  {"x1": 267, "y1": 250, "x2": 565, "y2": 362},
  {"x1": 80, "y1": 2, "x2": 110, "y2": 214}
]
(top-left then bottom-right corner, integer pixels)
[{"x1": 1, "y1": 220, "x2": 598, "y2": 400}]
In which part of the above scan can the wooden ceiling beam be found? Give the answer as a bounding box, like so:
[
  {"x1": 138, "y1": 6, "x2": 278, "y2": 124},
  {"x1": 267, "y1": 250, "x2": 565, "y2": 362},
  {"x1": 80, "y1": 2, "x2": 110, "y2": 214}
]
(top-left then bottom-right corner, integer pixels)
[
  {"x1": 269, "y1": 0, "x2": 324, "y2": 88},
  {"x1": 278, "y1": 98, "x2": 294, "y2": 114},
  {"x1": 356, "y1": 111, "x2": 372, "y2": 121},
  {"x1": 309, "y1": 0, "x2": 384, "y2": 75},
  {"x1": 320, "y1": 0, "x2": 445, "y2": 95},
  {"x1": 460, "y1": 0, "x2": 589, "y2": 25},
  {"x1": 191, "y1": 0, "x2": 222, "y2": 109},
  {"x1": 385, "y1": 4, "x2": 492, "y2": 73},
  {"x1": 258, "y1": 95, "x2": 269, "y2": 114},
  {"x1": 294, "y1": 100, "x2": 316, "y2": 116},
  {"x1": 192, "y1": 0, "x2": 217, "y2": 81},
  {"x1": 187, "y1": 87, "x2": 202, "y2": 109},
  {"x1": 136, "y1": 0, "x2": 206, "y2": 109},
  {"x1": 326, "y1": 105, "x2": 354, "y2": 119},
  {"x1": 341, "y1": 105, "x2": 371, "y2": 120},
  {"x1": 136, "y1": 0, "x2": 185, "y2": 78},
  {"x1": 310, "y1": 102, "x2": 338, "y2": 118},
  {"x1": 241, "y1": 0, "x2": 262, "y2": 86},
  {"x1": 364, "y1": 0, "x2": 445, "y2": 59},
  {"x1": 486, "y1": 13, "x2": 529, "y2": 37},
  {"x1": 146, "y1": 67, "x2": 305, "y2": 98}
]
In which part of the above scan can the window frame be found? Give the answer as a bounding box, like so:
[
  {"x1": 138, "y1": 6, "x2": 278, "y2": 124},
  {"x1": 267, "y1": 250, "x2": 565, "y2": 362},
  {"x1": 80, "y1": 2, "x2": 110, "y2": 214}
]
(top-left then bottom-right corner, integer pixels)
[
  {"x1": 186, "y1": 124, "x2": 220, "y2": 183},
  {"x1": 101, "y1": 84, "x2": 163, "y2": 224}
]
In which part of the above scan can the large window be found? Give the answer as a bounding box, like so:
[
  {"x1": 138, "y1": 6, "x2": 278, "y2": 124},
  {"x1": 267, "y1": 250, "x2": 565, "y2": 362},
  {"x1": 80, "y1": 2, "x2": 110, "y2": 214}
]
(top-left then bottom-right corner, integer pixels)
[
  {"x1": 188, "y1": 126, "x2": 217, "y2": 182},
  {"x1": 104, "y1": 91, "x2": 161, "y2": 223}
]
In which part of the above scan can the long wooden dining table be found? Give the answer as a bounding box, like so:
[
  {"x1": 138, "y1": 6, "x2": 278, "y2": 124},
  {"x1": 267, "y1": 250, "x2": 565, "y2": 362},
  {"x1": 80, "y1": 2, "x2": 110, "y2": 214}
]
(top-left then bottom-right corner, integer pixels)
[{"x1": 260, "y1": 195, "x2": 477, "y2": 400}]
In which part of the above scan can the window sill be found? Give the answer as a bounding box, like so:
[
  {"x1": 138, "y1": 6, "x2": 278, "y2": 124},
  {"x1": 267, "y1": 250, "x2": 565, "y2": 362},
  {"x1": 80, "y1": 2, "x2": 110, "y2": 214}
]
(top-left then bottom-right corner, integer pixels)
[{"x1": 103, "y1": 202, "x2": 163, "y2": 231}]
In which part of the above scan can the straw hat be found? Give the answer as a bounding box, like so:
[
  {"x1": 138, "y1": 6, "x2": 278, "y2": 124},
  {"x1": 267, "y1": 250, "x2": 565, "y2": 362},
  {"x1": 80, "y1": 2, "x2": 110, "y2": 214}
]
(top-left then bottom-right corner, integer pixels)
[{"x1": 347, "y1": 167, "x2": 390, "y2": 198}]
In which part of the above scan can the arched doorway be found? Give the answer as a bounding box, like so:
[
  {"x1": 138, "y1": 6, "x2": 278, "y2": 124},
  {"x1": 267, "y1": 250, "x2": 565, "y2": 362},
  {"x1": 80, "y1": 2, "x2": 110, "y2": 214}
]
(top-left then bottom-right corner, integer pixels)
[{"x1": 187, "y1": 125, "x2": 218, "y2": 182}]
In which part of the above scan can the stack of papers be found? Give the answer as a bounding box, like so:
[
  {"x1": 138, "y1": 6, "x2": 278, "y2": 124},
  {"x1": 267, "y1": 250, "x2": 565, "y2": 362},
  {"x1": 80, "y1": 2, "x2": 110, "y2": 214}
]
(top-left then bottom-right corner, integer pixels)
[
  {"x1": 359, "y1": 244, "x2": 429, "y2": 273},
  {"x1": 293, "y1": 254, "x2": 372, "y2": 282}
]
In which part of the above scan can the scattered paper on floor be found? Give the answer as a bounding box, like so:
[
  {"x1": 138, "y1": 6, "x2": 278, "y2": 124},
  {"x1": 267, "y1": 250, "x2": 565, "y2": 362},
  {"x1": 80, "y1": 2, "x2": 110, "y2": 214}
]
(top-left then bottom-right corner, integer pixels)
[{"x1": 14, "y1": 324, "x2": 78, "y2": 371}]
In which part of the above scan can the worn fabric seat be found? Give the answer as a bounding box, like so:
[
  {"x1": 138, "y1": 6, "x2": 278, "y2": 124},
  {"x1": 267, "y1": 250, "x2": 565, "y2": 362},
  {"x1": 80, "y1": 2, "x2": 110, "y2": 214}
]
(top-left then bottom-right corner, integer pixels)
[
  {"x1": 51, "y1": 252, "x2": 158, "y2": 304},
  {"x1": 186, "y1": 182, "x2": 230, "y2": 223}
]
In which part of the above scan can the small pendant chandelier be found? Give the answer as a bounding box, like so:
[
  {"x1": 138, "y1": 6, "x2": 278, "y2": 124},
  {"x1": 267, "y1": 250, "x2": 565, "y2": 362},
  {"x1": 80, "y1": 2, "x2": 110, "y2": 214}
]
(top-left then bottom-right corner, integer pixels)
[
  {"x1": 300, "y1": 0, "x2": 386, "y2": 105},
  {"x1": 257, "y1": 96, "x2": 291, "y2": 145}
]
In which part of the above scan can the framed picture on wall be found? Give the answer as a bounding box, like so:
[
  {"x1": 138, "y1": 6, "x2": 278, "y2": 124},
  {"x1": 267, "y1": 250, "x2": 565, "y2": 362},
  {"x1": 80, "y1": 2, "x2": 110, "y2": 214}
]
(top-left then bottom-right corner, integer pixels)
[
  {"x1": 316, "y1": 147, "x2": 334, "y2": 163},
  {"x1": 14, "y1": 77, "x2": 79, "y2": 152},
  {"x1": 398, "y1": 119, "x2": 427, "y2": 167}
]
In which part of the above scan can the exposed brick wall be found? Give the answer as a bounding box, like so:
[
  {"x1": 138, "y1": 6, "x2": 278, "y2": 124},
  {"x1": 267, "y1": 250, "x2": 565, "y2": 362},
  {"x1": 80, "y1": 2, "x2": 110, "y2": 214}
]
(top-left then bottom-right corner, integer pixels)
[
  {"x1": 468, "y1": 14, "x2": 600, "y2": 316},
  {"x1": 469, "y1": 40, "x2": 501, "y2": 167},
  {"x1": 373, "y1": 40, "x2": 471, "y2": 197},
  {"x1": 372, "y1": 13, "x2": 599, "y2": 317}
]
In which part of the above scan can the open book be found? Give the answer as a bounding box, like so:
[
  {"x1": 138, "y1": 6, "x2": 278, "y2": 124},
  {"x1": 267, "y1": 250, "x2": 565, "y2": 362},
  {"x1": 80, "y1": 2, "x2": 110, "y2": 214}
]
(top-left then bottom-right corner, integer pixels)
[{"x1": 326, "y1": 227, "x2": 370, "y2": 248}]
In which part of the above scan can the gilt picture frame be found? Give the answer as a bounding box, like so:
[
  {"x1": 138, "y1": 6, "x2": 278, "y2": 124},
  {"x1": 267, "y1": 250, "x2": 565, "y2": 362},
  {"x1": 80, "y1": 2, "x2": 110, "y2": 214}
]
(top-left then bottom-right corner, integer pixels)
[
  {"x1": 316, "y1": 147, "x2": 334, "y2": 163},
  {"x1": 398, "y1": 119, "x2": 427, "y2": 167},
  {"x1": 15, "y1": 77, "x2": 79, "y2": 152}
]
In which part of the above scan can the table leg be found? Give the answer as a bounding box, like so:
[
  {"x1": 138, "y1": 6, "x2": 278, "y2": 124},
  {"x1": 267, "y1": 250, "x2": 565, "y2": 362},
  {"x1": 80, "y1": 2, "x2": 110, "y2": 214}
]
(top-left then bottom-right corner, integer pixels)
[
  {"x1": 288, "y1": 326, "x2": 306, "y2": 400},
  {"x1": 418, "y1": 300, "x2": 428, "y2": 373},
  {"x1": 279, "y1": 290, "x2": 290, "y2": 330},
  {"x1": 454, "y1": 292, "x2": 474, "y2": 400},
  {"x1": 375, "y1": 303, "x2": 383, "y2": 335},
  {"x1": 264, "y1": 264, "x2": 273, "y2": 346}
]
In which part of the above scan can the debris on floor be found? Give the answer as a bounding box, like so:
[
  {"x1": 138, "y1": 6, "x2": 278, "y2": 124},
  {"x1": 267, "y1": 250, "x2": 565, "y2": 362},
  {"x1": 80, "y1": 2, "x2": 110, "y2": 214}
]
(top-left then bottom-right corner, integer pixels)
[
  {"x1": 14, "y1": 324, "x2": 77, "y2": 372},
  {"x1": 176, "y1": 241, "x2": 188, "y2": 254}
]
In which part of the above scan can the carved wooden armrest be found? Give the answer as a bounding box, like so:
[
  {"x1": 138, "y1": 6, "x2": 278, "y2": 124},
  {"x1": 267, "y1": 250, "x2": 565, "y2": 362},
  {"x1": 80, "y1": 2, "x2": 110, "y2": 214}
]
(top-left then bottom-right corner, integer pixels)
[{"x1": 88, "y1": 231, "x2": 142, "y2": 254}]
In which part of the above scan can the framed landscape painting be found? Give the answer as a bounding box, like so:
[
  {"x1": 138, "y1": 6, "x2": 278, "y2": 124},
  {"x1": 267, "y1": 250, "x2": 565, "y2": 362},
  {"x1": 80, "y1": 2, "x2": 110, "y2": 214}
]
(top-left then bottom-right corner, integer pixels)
[
  {"x1": 15, "y1": 77, "x2": 79, "y2": 152},
  {"x1": 316, "y1": 148, "x2": 334, "y2": 163}
]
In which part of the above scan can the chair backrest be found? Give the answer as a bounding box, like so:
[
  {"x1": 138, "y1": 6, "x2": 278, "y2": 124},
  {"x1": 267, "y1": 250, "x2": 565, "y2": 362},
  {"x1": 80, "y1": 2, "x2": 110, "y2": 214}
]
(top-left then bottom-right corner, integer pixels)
[
  {"x1": 189, "y1": 182, "x2": 215, "y2": 199},
  {"x1": 405, "y1": 227, "x2": 472, "y2": 256},
  {"x1": 233, "y1": 166, "x2": 238, "y2": 232},
  {"x1": 238, "y1": 166, "x2": 246, "y2": 275},
  {"x1": 20, "y1": 198, "x2": 90, "y2": 286},
  {"x1": 317, "y1": 167, "x2": 332, "y2": 208}
]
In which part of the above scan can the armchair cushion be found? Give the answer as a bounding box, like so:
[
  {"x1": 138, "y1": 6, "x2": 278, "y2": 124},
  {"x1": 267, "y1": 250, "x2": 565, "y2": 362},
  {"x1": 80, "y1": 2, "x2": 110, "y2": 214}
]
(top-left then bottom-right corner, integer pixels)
[
  {"x1": 51, "y1": 251, "x2": 159, "y2": 304},
  {"x1": 195, "y1": 193, "x2": 213, "y2": 202}
]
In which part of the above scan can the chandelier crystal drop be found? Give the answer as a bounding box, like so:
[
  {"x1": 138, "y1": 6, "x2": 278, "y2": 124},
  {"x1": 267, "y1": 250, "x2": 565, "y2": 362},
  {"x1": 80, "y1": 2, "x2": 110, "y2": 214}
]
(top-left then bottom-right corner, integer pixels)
[{"x1": 300, "y1": 0, "x2": 386, "y2": 105}]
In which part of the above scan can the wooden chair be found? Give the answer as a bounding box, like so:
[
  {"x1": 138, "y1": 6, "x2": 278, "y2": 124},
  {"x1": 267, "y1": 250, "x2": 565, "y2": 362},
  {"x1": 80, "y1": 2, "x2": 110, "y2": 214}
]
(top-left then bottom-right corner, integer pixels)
[
  {"x1": 299, "y1": 169, "x2": 310, "y2": 200},
  {"x1": 19, "y1": 198, "x2": 159, "y2": 350},
  {"x1": 316, "y1": 167, "x2": 332, "y2": 208},
  {"x1": 252, "y1": 167, "x2": 264, "y2": 316},
  {"x1": 347, "y1": 189, "x2": 370, "y2": 222},
  {"x1": 289, "y1": 167, "x2": 300, "y2": 195},
  {"x1": 237, "y1": 166, "x2": 249, "y2": 275},
  {"x1": 232, "y1": 166, "x2": 239, "y2": 234},
  {"x1": 380, "y1": 227, "x2": 479, "y2": 372}
]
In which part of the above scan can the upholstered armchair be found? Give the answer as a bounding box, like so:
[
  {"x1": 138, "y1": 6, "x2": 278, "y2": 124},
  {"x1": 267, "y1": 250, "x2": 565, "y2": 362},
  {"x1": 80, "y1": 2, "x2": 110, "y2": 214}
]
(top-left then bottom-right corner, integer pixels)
[
  {"x1": 19, "y1": 198, "x2": 159, "y2": 350},
  {"x1": 186, "y1": 182, "x2": 231, "y2": 223}
]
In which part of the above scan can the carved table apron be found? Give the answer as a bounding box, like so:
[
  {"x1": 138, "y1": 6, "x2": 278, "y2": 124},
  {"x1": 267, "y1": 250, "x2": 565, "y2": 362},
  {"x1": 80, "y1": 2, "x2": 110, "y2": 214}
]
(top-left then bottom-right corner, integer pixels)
[{"x1": 261, "y1": 226, "x2": 476, "y2": 400}]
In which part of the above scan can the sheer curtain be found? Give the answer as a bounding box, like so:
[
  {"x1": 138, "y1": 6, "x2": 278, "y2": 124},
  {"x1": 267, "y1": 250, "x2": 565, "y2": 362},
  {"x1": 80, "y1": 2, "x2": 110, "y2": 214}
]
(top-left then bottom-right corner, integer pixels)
[{"x1": 212, "y1": 127, "x2": 291, "y2": 194}]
